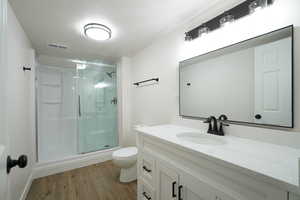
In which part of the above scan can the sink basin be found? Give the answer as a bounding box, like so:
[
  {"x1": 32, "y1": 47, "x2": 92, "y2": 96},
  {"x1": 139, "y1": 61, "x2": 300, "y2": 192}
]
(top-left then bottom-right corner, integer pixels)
[{"x1": 177, "y1": 132, "x2": 226, "y2": 145}]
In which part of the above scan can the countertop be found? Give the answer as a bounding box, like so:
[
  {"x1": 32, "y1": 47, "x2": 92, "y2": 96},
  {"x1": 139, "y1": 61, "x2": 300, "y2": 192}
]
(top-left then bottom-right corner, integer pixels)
[{"x1": 136, "y1": 124, "x2": 300, "y2": 192}]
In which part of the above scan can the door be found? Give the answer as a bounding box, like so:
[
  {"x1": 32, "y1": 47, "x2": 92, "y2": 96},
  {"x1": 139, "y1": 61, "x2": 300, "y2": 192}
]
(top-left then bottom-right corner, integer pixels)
[
  {"x1": 254, "y1": 37, "x2": 292, "y2": 126},
  {"x1": 0, "y1": 147, "x2": 8, "y2": 200},
  {"x1": 0, "y1": 0, "x2": 8, "y2": 198},
  {"x1": 77, "y1": 64, "x2": 118, "y2": 153},
  {"x1": 1, "y1": 1, "x2": 31, "y2": 199},
  {"x1": 156, "y1": 160, "x2": 179, "y2": 200}
]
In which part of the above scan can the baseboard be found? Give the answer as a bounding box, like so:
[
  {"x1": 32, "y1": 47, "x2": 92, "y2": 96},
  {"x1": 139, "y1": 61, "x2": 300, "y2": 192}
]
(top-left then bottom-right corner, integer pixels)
[
  {"x1": 19, "y1": 173, "x2": 33, "y2": 200},
  {"x1": 32, "y1": 148, "x2": 118, "y2": 179}
]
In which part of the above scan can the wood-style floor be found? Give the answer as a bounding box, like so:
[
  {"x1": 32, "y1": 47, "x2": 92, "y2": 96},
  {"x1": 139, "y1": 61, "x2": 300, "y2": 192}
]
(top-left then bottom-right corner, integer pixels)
[{"x1": 26, "y1": 161, "x2": 137, "y2": 200}]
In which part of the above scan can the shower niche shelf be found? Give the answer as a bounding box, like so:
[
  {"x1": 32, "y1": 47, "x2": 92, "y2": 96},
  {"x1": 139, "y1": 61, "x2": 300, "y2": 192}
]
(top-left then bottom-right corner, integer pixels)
[
  {"x1": 41, "y1": 83, "x2": 61, "y2": 88},
  {"x1": 42, "y1": 101, "x2": 62, "y2": 104}
]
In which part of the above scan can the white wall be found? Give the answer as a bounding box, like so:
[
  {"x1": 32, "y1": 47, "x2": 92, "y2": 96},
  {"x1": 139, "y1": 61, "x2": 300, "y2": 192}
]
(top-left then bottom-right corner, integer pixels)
[
  {"x1": 117, "y1": 57, "x2": 134, "y2": 146},
  {"x1": 7, "y1": 3, "x2": 35, "y2": 200},
  {"x1": 130, "y1": 0, "x2": 300, "y2": 148}
]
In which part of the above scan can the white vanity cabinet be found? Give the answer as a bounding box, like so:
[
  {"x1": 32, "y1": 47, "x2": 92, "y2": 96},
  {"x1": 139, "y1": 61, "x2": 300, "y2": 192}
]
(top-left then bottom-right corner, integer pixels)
[
  {"x1": 137, "y1": 132, "x2": 291, "y2": 200},
  {"x1": 156, "y1": 161, "x2": 179, "y2": 200}
]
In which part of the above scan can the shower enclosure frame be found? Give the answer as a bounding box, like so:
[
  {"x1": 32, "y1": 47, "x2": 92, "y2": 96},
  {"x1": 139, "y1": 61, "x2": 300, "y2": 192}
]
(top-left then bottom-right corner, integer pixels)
[{"x1": 35, "y1": 63, "x2": 121, "y2": 164}]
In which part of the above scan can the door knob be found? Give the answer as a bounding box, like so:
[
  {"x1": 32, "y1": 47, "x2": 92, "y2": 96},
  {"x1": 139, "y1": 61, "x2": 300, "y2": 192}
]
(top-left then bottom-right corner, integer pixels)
[
  {"x1": 7, "y1": 155, "x2": 28, "y2": 174},
  {"x1": 255, "y1": 114, "x2": 262, "y2": 119}
]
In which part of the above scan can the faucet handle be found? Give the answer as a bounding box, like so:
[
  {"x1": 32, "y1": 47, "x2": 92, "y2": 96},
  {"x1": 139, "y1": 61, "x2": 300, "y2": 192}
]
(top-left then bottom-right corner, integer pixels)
[
  {"x1": 219, "y1": 115, "x2": 229, "y2": 125},
  {"x1": 218, "y1": 114, "x2": 228, "y2": 121}
]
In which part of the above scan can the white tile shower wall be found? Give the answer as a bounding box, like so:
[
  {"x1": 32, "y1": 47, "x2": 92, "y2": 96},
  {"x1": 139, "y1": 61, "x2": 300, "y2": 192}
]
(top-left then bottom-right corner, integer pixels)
[
  {"x1": 37, "y1": 65, "x2": 77, "y2": 162},
  {"x1": 130, "y1": 0, "x2": 300, "y2": 148}
]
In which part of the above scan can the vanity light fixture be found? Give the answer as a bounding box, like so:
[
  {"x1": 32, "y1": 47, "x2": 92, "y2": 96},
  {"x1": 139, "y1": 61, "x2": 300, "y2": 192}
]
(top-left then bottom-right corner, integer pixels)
[
  {"x1": 219, "y1": 13, "x2": 234, "y2": 27},
  {"x1": 198, "y1": 26, "x2": 210, "y2": 37},
  {"x1": 84, "y1": 23, "x2": 112, "y2": 41},
  {"x1": 184, "y1": 34, "x2": 192, "y2": 41},
  {"x1": 184, "y1": 0, "x2": 274, "y2": 41},
  {"x1": 249, "y1": 0, "x2": 266, "y2": 13}
]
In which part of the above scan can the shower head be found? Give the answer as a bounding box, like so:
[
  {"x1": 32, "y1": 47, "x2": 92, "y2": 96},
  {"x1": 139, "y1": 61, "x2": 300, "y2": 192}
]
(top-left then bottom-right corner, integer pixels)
[{"x1": 106, "y1": 71, "x2": 116, "y2": 78}]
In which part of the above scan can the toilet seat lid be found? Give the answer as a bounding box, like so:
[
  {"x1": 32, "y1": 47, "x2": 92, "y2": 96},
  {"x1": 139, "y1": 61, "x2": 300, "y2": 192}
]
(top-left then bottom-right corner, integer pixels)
[{"x1": 113, "y1": 147, "x2": 138, "y2": 158}]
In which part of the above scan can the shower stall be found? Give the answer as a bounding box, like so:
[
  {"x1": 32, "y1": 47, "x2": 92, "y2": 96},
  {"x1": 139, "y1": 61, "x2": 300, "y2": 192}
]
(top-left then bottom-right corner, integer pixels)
[{"x1": 37, "y1": 62, "x2": 118, "y2": 163}]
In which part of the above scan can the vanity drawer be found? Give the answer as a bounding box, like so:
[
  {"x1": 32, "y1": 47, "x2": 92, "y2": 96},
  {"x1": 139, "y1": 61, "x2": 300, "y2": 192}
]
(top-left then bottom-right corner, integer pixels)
[
  {"x1": 140, "y1": 151, "x2": 156, "y2": 186},
  {"x1": 139, "y1": 180, "x2": 156, "y2": 200}
]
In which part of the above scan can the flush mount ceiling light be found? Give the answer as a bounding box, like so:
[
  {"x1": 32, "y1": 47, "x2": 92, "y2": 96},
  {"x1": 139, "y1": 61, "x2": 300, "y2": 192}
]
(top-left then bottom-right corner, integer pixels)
[{"x1": 84, "y1": 23, "x2": 112, "y2": 41}]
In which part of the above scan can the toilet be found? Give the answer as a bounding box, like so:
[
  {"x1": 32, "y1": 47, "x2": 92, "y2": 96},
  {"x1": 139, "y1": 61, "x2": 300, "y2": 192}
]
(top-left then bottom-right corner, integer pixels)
[{"x1": 112, "y1": 147, "x2": 138, "y2": 183}]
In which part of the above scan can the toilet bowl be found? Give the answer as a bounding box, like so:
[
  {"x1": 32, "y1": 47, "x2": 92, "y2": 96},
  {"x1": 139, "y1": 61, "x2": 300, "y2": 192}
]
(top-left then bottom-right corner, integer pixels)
[{"x1": 112, "y1": 147, "x2": 138, "y2": 183}]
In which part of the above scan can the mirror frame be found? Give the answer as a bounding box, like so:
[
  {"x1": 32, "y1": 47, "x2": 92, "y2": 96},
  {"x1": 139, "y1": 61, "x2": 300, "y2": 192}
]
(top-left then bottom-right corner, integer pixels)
[{"x1": 179, "y1": 25, "x2": 294, "y2": 128}]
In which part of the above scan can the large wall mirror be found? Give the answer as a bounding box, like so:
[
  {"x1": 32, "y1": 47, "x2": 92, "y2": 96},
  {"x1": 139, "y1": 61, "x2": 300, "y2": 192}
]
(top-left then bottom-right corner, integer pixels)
[{"x1": 179, "y1": 25, "x2": 293, "y2": 128}]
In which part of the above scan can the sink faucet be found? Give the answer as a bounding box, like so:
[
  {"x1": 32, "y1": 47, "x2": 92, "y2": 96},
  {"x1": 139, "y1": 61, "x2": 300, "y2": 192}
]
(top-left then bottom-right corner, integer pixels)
[
  {"x1": 204, "y1": 116, "x2": 218, "y2": 135},
  {"x1": 203, "y1": 115, "x2": 229, "y2": 136}
]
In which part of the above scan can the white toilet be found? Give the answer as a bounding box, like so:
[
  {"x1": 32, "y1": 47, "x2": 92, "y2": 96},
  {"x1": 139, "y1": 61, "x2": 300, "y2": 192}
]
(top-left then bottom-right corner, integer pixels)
[{"x1": 112, "y1": 147, "x2": 138, "y2": 183}]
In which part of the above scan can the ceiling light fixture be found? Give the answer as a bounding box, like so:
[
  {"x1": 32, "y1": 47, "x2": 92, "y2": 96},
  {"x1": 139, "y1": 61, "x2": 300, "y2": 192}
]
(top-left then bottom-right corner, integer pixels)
[{"x1": 84, "y1": 23, "x2": 112, "y2": 41}]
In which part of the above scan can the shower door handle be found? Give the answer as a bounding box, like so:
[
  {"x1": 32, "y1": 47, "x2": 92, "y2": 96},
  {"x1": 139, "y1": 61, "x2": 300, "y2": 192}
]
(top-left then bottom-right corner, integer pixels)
[{"x1": 78, "y1": 95, "x2": 82, "y2": 117}]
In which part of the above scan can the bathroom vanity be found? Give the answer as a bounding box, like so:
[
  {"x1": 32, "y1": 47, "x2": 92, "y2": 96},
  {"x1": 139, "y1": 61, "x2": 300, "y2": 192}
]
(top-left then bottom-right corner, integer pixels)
[{"x1": 136, "y1": 125, "x2": 300, "y2": 200}]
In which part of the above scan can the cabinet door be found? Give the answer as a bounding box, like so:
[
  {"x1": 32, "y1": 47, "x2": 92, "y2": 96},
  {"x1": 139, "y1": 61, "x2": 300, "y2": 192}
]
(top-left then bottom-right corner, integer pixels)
[
  {"x1": 179, "y1": 172, "x2": 216, "y2": 200},
  {"x1": 156, "y1": 161, "x2": 179, "y2": 200},
  {"x1": 289, "y1": 193, "x2": 300, "y2": 200},
  {"x1": 179, "y1": 170, "x2": 237, "y2": 200}
]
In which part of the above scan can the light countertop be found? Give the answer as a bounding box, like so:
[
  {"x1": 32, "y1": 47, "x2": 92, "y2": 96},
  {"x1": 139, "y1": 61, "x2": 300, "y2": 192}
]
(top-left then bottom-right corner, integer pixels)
[{"x1": 136, "y1": 124, "x2": 300, "y2": 192}]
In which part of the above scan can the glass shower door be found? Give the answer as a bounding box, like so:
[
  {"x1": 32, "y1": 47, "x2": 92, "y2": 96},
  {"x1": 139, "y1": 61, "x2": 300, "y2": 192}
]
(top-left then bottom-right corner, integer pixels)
[{"x1": 77, "y1": 64, "x2": 118, "y2": 153}]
